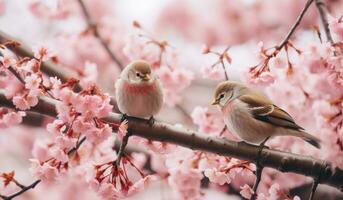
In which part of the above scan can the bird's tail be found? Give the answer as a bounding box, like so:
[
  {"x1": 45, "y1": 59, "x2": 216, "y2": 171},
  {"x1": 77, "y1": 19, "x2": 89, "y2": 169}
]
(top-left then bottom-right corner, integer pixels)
[{"x1": 293, "y1": 130, "x2": 321, "y2": 149}]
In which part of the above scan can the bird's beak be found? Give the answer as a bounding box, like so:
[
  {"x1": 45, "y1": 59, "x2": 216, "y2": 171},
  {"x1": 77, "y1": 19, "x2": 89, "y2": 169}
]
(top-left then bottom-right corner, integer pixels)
[
  {"x1": 211, "y1": 99, "x2": 219, "y2": 105},
  {"x1": 142, "y1": 74, "x2": 151, "y2": 81}
]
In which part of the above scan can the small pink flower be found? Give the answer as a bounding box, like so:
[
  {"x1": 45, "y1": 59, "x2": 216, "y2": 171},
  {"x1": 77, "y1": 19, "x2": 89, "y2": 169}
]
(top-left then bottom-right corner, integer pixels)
[
  {"x1": 204, "y1": 168, "x2": 231, "y2": 185},
  {"x1": 55, "y1": 136, "x2": 77, "y2": 149},
  {"x1": 29, "y1": 159, "x2": 58, "y2": 181},
  {"x1": 168, "y1": 169, "x2": 203, "y2": 200},
  {"x1": 85, "y1": 124, "x2": 112, "y2": 144},
  {"x1": 329, "y1": 15, "x2": 343, "y2": 38},
  {"x1": 117, "y1": 120, "x2": 128, "y2": 140},
  {"x1": 270, "y1": 56, "x2": 286, "y2": 69},
  {"x1": 50, "y1": 147, "x2": 68, "y2": 163},
  {"x1": 12, "y1": 95, "x2": 29, "y2": 110},
  {"x1": 240, "y1": 184, "x2": 254, "y2": 199},
  {"x1": 32, "y1": 140, "x2": 50, "y2": 162},
  {"x1": 2, "y1": 111, "x2": 25, "y2": 127},
  {"x1": 191, "y1": 106, "x2": 224, "y2": 135},
  {"x1": 25, "y1": 73, "x2": 42, "y2": 90},
  {"x1": 128, "y1": 175, "x2": 158, "y2": 195},
  {"x1": 250, "y1": 72, "x2": 275, "y2": 86},
  {"x1": 32, "y1": 45, "x2": 55, "y2": 61},
  {"x1": 47, "y1": 119, "x2": 66, "y2": 135},
  {"x1": 0, "y1": 55, "x2": 16, "y2": 69},
  {"x1": 201, "y1": 65, "x2": 224, "y2": 80}
]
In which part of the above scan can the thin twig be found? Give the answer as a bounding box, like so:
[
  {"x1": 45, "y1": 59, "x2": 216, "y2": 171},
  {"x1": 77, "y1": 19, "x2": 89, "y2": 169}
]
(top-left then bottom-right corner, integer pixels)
[
  {"x1": 314, "y1": 0, "x2": 335, "y2": 45},
  {"x1": 0, "y1": 180, "x2": 41, "y2": 200},
  {"x1": 251, "y1": 166, "x2": 263, "y2": 200},
  {"x1": 114, "y1": 131, "x2": 132, "y2": 166},
  {"x1": 7, "y1": 66, "x2": 25, "y2": 84},
  {"x1": 77, "y1": 0, "x2": 124, "y2": 69},
  {"x1": 277, "y1": 0, "x2": 315, "y2": 50},
  {"x1": 309, "y1": 178, "x2": 319, "y2": 200}
]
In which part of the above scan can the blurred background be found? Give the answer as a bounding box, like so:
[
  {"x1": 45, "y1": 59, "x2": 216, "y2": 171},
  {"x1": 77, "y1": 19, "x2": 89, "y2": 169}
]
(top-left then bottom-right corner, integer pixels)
[{"x1": 0, "y1": 0, "x2": 343, "y2": 199}]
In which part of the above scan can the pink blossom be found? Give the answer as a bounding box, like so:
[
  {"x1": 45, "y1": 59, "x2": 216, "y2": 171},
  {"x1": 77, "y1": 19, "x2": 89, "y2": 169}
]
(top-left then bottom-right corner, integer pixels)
[
  {"x1": 25, "y1": 73, "x2": 42, "y2": 90},
  {"x1": 191, "y1": 106, "x2": 224, "y2": 135},
  {"x1": 84, "y1": 124, "x2": 112, "y2": 144},
  {"x1": 117, "y1": 120, "x2": 128, "y2": 140},
  {"x1": 72, "y1": 118, "x2": 93, "y2": 134},
  {"x1": 55, "y1": 136, "x2": 77, "y2": 149},
  {"x1": 201, "y1": 65, "x2": 224, "y2": 80},
  {"x1": 270, "y1": 56, "x2": 286, "y2": 69},
  {"x1": 32, "y1": 45, "x2": 55, "y2": 61},
  {"x1": 32, "y1": 140, "x2": 50, "y2": 162},
  {"x1": 50, "y1": 147, "x2": 69, "y2": 163},
  {"x1": 12, "y1": 94, "x2": 38, "y2": 110},
  {"x1": 240, "y1": 184, "x2": 254, "y2": 199},
  {"x1": 168, "y1": 169, "x2": 203, "y2": 200},
  {"x1": 329, "y1": 15, "x2": 343, "y2": 38},
  {"x1": 47, "y1": 119, "x2": 66, "y2": 136},
  {"x1": 29, "y1": 159, "x2": 59, "y2": 181},
  {"x1": 97, "y1": 182, "x2": 123, "y2": 199},
  {"x1": 1, "y1": 111, "x2": 25, "y2": 127},
  {"x1": 249, "y1": 71, "x2": 275, "y2": 86},
  {"x1": 204, "y1": 168, "x2": 231, "y2": 185},
  {"x1": 128, "y1": 175, "x2": 158, "y2": 195},
  {"x1": 0, "y1": 55, "x2": 16, "y2": 69},
  {"x1": 80, "y1": 61, "x2": 98, "y2": 88},
  {"x1": 156, "y1": 65, "x2": 194, "y2": 106},
  {"x1": 29, "y1": 0, "x2": 73, "y2": 19}
]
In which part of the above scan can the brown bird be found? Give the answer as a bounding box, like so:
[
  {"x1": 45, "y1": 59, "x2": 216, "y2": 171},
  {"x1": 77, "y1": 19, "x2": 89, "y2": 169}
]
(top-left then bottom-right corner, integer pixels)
[
  {"x1": 211, "y1": 81, "x2": 321, "y2": 148},
  {"x1": 115, "y1": 60, "x2": 164, "y2": 124}
]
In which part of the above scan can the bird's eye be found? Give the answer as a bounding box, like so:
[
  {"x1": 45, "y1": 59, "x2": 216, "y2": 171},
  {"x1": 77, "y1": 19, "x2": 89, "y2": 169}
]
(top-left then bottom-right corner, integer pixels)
[
  {"x1": 219, "y1": 93, "x2": 225, "y2": 99},
  {"x1": 136, "y1": 72, "x2": 140, "y2": 77}
]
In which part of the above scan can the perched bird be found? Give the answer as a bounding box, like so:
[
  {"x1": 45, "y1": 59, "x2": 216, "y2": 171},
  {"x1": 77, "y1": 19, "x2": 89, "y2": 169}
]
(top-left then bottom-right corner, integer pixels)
[
  {"x1": 115, "y1": 60, "x2": 163, "y2": 124},
  {"x1": 211, "y1": 81, "x2": 321, "y2": 148}
]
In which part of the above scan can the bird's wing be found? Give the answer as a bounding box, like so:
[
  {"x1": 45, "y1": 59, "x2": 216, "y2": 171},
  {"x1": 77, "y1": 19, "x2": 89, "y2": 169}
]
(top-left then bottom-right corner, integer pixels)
[{"x1": 239, "y1": 94, "x2": 304, "y2": 130}]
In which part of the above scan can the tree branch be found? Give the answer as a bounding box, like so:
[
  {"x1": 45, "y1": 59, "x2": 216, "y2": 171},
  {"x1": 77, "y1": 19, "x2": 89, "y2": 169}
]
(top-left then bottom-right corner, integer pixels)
[
  {"x1": 0, "y1": 180, "x2": 41, "y2": 200},
  {"x1": 77, "y1": 0, "x2": 124, "y2": 69},
  {"x1": 1, "y1": 91, "x2": 342, "y2": 191},
  {"x1": 277, "y1": 0, "x2": 314, "y2": 50},
  {"x1": 314, "y1": 0, "x2": 335, "y2": 45}
]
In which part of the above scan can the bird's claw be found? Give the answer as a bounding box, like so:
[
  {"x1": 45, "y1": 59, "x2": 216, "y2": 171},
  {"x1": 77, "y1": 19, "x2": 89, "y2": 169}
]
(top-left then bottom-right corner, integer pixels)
[
  {"x1": 121, "y1": 113, "x2": 128, "y2": 122},
  {"x1": 147, "y1": 116, "x2": 155, "y2": 127}
]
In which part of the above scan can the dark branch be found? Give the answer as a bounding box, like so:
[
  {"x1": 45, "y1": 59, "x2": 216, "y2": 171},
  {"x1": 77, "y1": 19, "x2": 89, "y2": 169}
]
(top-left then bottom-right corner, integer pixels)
[
  {"x1": 77, "y1": 0, "x2": 124, "y2": 69},
  {"x1": 0, "y1": 180, "x2": 41, "y2": 200},
  {"x1": 1, "y1": 91, "x2": 342, "y2": 190},
  {"x1": 314, "y1": 0, "x2": 335, "y2": 45},
  {"x1": 277, "y1": 0, "x2": 314, "y2": 50}
]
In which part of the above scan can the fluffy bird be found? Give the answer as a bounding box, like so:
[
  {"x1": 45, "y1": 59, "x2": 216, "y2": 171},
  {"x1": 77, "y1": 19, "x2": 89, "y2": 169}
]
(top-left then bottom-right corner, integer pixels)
[
  {"x1": 211, "y1": 81, "x2": 321, "y2": 148},
  {"x1": 115, "y1": 60, "x2": 163, "y2": 124}
]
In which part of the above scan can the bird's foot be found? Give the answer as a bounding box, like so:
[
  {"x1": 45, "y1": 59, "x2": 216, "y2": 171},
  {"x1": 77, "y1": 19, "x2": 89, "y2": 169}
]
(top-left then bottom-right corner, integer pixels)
[
  {"x1": 121, "y1": 113, "x2": 128, "y2": 122},
  {"x1": 147, "y1": 116, "x2": 155, "y2": 127},
  {"x1": 256, "y1": 137, "x2": 270, "y2": 163}
]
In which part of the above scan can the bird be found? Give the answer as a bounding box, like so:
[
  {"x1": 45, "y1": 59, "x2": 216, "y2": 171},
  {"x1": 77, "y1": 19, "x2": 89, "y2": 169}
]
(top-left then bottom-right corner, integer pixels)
[
  {"x1": 115, "y1": 60, "x2": 164, "y2": 125},
  {"x1": 211, "y1": 81, "x2": 321, "y2": 149}
]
